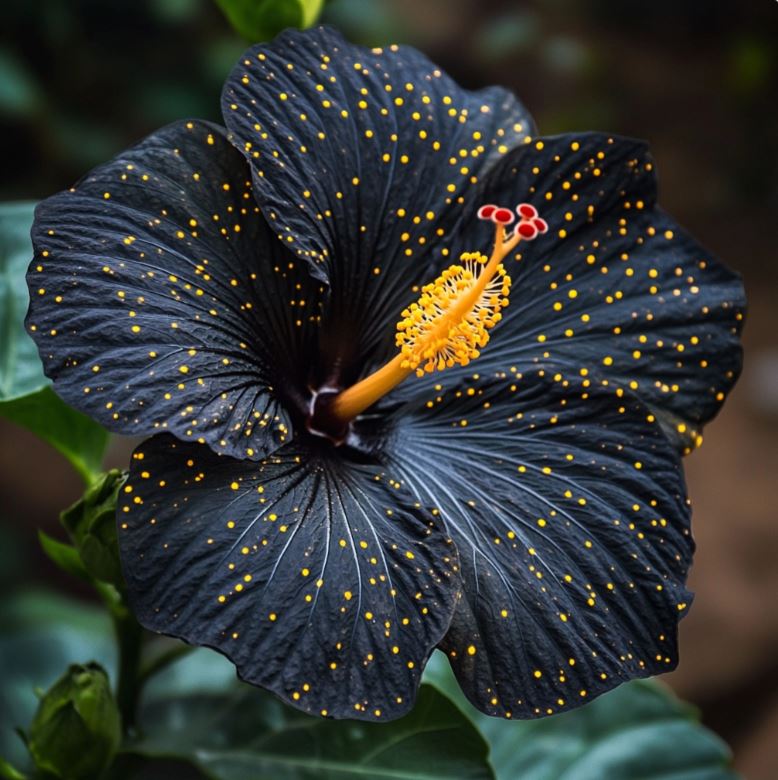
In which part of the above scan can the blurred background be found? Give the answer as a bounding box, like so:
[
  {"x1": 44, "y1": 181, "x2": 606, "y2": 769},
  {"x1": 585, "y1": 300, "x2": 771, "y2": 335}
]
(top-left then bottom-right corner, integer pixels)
[{"x1": 0, "y1": 0, "x2": 776, "y2": 776}]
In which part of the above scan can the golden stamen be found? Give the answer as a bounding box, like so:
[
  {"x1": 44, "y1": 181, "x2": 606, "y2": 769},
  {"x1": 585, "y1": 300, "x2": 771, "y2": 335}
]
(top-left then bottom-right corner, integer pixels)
[{"x1": 329, "y1": 216, "x2": 529, "y2": 424}]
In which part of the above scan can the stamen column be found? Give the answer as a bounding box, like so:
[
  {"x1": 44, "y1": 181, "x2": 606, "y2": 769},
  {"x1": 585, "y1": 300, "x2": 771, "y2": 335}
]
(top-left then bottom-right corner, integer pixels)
[{"x1": 327, "y1": 202, "x2": 548, "y2": 425}]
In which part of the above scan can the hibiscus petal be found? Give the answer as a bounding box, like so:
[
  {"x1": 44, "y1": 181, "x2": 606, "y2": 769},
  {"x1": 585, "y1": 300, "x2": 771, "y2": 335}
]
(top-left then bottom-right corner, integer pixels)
[
  {"x1": 391, "y1": 132, "x2": 744, "y2": 452},
  {"x1": 118, "y1": 433, "x2": 459, "y2": 720},
  {"x1": 379, "y1": 369, "x2": 692, "y2": 718},
  {"x1": 27, "y1": 120, "x2": 323, "y2": 460},
  {"x1": 221, "y1": 26, "x2": 535, "y2": 382}
]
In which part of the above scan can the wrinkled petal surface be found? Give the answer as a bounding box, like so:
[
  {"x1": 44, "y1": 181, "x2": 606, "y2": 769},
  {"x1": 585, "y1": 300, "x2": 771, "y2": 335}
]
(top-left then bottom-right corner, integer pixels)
[
  {"x1": 378, "y1": 369, "x2": 692, "y2": 718},
  {"x1": 118, "y1": 434, "x2": 460, "y2": 720},
  {"x1": 27, "y1": 120, "x2": 323, "y2": 459},
  {"x1": 222, "y1": 26, "x2": 535, "y2": 381},
  {"x1": 391, "y1": 133, "x2": 745, "y2": 451}
]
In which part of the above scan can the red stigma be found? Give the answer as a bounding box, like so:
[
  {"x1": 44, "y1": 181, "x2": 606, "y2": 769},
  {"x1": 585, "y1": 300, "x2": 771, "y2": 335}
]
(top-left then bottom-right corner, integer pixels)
[
  {"x1": 510, "y1": 203, "x2": 546, "y2": 242},
  {"x1": 477, "y1": 201, "x2": 546, "y2": 242}
]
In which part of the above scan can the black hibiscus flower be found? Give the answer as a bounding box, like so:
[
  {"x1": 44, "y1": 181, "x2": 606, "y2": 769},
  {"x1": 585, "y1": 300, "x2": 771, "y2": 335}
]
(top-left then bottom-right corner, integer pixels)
[{"x1": 26, "y1": 26, "x2": 745, "y2": 722}]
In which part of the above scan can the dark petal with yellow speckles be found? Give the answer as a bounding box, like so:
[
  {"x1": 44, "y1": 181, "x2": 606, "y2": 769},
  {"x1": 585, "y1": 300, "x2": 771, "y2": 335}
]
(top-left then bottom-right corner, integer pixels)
[
  {"x1": 221, "y1": 26, "x2": 535, "y2": 384},
  {"x1": 118, "y1": 433, "x2": 459, "y2": 721},
  {"x1": 391, "y1": 133, "x2": 745, "y2": 452},
  {"x1": 27, "y1": 120, "x2": 324, "y2": 460},
  {"x1": 378, "y1": 370, "x2": 692, "y2": 718}
]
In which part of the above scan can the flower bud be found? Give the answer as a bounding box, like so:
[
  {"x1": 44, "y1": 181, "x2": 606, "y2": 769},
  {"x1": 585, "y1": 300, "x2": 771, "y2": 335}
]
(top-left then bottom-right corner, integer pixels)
[
  {"x1": 28, "y1": 663, "x2": 121, "y2": 780},
  {"x1": 60, "y1": 469, "x2": 126, "y2": 586}
]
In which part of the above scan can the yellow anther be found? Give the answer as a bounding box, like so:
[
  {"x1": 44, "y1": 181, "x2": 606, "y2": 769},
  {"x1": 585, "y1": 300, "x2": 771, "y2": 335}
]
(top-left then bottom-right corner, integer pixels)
[{"x1": 396, "y1": 252, "x2": 510, "y2": 376}]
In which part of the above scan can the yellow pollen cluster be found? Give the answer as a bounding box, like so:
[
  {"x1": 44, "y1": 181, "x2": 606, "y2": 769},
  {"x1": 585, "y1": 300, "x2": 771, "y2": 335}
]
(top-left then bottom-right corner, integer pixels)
[{"x1": 396, "y1": 252, "x2": 510, "y2": 376}]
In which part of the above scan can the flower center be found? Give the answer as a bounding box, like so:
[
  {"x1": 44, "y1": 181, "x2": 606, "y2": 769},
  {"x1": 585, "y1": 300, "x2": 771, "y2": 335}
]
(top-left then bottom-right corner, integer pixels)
[{"x1": 321, "y1": 202, "x2": 548, "y2": 427}]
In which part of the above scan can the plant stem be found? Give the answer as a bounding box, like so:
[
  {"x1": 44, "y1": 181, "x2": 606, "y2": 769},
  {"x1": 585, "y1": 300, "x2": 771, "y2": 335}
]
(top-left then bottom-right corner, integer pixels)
[{"x1": 112, "y1": 606, "x2": 143, "y2": 736}]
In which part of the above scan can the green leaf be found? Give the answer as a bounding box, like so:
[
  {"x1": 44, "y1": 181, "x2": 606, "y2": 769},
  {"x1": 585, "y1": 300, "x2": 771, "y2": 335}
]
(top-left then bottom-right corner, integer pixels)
[
  {"x1": 0, "y1": 201, "x2": 45, "y2": 401},
  {"x1": 423, "y1": 652, "x2": 738, "y2": 780},
  {"x1": 0, "y1": 386, "x2": 108, "y2": 484},
  {"x1": 0, "y1": 201, "x2": 109, "y2": 482},
  {"x1": 0, "y1": 757, "x2": 28, "y2": 780},
  {"x1": 299, "y1": 0, "x2": 324, "y2": 27},
  {"x1": 214, "y1": 0, "x2": 324, "y2": 41},
  {"x1": 37, "y1": 531, "x2": 90, "y2": 583},
  {"x1": 131, "y1": 684, "x2": 494, "y2": 780}
]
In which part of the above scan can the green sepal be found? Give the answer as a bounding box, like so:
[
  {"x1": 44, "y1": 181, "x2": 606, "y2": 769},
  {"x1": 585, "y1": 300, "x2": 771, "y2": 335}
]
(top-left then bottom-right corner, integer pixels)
[
  {"x1": 37, "y1": 531, "x2": 90, "y2": 584},
  {"x1": 27, "y1": 663, "x2": 121, "y2": 780},
  {"x1": 60, "y1": 470, "x2": 126, "y2": 588}
]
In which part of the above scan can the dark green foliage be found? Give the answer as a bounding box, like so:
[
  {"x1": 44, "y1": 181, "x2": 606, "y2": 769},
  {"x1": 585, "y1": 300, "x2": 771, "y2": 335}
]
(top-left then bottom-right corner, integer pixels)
[
  {"x1": 131, "y1": 684, "x2": 493, "y2": 780},
  {"x1": 424, "y1": 653, "x2": 738, "y2": 780},
  {"x1": 0, "y1": 386, "x2": 109, "y2": 484}
]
